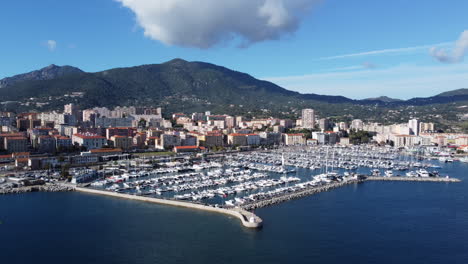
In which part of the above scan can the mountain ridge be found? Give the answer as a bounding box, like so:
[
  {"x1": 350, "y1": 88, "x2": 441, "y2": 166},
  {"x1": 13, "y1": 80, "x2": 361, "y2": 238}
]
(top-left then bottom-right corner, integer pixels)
[
  {"x1": 0, "y1": 64, "x2": 83, "y2": 89},
  {"x1": 0, "y1": 60, "x2": 467, "y2": 111}
]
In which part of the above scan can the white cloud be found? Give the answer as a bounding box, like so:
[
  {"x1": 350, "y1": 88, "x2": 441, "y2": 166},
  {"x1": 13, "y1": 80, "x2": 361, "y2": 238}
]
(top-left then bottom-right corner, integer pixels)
[
  {"x1": 431, "y1": 30, "x2": 468, "y2": 63},
  {"x1": 262, "y1": 63, "x2": 468, "y2": 99},
  {"x1": 116, "y1": 0, "x2": 317, "y2": 48},
  {"x1": 46, "y1": 40, "x2": 57, "y2": 51},
  {"x1": 319, "y1": 42, "x2": 451, "y2": 60}
]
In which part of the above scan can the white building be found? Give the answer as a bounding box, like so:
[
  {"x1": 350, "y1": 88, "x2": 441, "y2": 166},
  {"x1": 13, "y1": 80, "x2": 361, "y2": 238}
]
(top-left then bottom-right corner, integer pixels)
[
  {"x1": 72, "y1": 133, "x2": 107, "y2": 150},
  {"x1": 301, "y1": 109, "x2": 315, "y2": 129},
  {"x1": 408, "y1": 119, "x2": 420, "y2": 136}
]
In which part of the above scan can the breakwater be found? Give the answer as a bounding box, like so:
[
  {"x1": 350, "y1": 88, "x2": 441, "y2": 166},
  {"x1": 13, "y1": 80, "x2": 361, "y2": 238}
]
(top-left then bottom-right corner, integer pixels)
[
  {"x1": 366, "y1": 176, "x2": 461, "y2": 182},
  {"x1": 0, "y1": 184, "x2": 74, "y2": 195},
  {"x1": 241, "y1": 180, "x2": 363, "y2": 211},
  {"x1": 75, "y1": 186, "x2": 262, "y2": 229}
]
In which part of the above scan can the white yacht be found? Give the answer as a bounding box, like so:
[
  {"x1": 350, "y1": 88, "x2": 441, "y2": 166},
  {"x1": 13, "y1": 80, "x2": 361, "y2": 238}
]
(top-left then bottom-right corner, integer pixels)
[
  {"x1": 384, "y1": 170, "x2": 393, "y2": 177},
  {"x1": 417, "y1": 169, "x2": 430, "y2": 177}
]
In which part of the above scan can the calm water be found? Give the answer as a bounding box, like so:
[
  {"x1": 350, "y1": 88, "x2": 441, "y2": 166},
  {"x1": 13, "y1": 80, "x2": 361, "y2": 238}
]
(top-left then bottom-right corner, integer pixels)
[{"x1": 1, "y1": 161, "x2": 467, "y2": 264}]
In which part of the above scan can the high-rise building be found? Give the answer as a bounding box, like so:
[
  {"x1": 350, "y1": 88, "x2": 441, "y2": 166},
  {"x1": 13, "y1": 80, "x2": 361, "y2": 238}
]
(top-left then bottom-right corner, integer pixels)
[
  {"x1": 408, "y1": 119, "x2": 420, "y2": 136},
  {"x1": 301, "y1": 109, "x2": 315, "y2": 129}
]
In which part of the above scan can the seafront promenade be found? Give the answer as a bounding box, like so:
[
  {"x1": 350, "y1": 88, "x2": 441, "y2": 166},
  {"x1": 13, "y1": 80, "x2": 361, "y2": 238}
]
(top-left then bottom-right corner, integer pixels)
[{"x1": 74, "y1": 186, "x2": 263, "y2": 229}]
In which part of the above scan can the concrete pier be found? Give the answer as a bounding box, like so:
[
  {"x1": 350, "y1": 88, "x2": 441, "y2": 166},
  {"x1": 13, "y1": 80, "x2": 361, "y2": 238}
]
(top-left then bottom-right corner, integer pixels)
[{"x1": 74, "y1": 187, "x2": 262, "y2": 229}]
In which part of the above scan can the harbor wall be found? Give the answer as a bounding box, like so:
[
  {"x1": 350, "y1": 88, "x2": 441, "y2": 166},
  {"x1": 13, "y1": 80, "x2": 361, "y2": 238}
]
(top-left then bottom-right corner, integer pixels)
[{"x1": 74, "y1": 187, "x2": 262, "y2": 229}]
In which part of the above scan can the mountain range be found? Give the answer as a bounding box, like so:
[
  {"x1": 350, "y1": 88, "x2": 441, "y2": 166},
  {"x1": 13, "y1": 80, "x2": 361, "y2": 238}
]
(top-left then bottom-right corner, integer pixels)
[{"x1": 0, "y1": 59, "x2": 467, "y2": 117}]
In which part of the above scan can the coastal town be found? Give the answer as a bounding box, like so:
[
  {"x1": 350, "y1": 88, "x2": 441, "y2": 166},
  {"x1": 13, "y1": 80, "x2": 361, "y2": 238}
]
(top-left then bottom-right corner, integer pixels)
[
  {"x1": 0, "y1": 104, "x2": 466, "y2": 170},
  {"x1": 0, "y1": 103, "x2": 465, "y2": 228}
]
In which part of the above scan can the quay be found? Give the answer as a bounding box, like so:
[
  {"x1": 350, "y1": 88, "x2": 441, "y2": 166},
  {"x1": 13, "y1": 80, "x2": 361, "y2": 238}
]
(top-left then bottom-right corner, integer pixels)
[{"x1": 74, "y1": 186, "x2": 263, "y2": 229}]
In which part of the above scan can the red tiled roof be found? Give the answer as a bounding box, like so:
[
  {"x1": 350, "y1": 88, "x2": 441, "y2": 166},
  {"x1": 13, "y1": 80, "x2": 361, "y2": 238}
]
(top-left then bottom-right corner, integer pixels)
[
  {"x1": 89, "y1": 148, "x2": 122, "y2": 153},
  {"x1": 174, "y1": 146, "x2": 199, "y2": 149}
]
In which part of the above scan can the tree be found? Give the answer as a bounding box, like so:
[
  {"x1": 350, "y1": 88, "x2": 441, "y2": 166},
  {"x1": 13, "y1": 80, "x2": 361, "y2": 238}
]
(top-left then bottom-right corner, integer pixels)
[
  {"x1": 138, "y1": 118, "x2": 147, "y2": 129},
  {"x1": 61, "y1": 164, "x2": 70, "y2": 179}
]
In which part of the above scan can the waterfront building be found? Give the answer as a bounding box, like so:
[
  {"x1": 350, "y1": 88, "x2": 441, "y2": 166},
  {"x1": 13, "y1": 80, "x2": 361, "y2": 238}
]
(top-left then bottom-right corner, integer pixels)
[
  {"x1": 283, "y1": 133, "x2": 306, "y2": 145},
  {"x1": 72, "y1": 133, "x2": 107, "y2": 150},
  {"x1": 5, "y1": 137, "x2": 28, "y2": 153},
  {"x1": 198, "y1": 132, "x2": 224, "y2": 147},
  {"x1": 71, "y1": 153, "x2": 99, "y2": 165},
  {"x1": 259, "y1": 132, "x2": 282, "y2": 145},
  {"x1": 173, "y1": 146, "x2": 204, "y2": 153},
  {"x1": 339, "y1": 137, "x2": 351, "y2": 145},
  {"x1": 246, "y1": 134, "x2": 261, "y2": 146},
  {"x1": 180, "y1": 134, "x2": 198, "y2": 146},
  {"x1": 88, "y1": 148, "x2": 123, "y2": 157},
  {"x1": 228, "y1": 133, "x2": 248, "y2": 146},
  {"x1": 159, "y1": 134, "x2": 181, "y2": 149}
]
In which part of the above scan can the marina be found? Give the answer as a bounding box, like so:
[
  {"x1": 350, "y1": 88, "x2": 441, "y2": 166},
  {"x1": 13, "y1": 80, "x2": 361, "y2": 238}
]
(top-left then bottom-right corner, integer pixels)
[
  {"x1": 72, "y1": 145, "x2": 461, "y2": 227},
  {"x1": 1, "y1": 145, "x2": 462, "y2": 229}
]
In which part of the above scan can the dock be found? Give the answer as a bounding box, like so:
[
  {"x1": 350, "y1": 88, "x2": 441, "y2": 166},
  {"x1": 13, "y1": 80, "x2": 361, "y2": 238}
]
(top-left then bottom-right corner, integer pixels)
[{"x1": 74, "y1": 186, "x2": 262, "y2": 229}]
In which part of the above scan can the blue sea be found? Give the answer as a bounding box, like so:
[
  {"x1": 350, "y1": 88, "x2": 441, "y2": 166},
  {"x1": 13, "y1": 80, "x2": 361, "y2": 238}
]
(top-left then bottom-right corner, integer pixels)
[{"x1": 1, "y1": 161, "x2": 467, "y2": 264}]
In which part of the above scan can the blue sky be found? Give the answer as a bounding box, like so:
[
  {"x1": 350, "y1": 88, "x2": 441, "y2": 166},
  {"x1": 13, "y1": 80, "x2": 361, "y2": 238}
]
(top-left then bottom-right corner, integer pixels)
[{"x1": 0, "y1": 0, "x2": 467, "y2": 99}]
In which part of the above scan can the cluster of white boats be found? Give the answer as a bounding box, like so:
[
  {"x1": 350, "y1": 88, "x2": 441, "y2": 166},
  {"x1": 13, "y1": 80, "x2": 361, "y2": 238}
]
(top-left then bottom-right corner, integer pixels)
[{"x1": 86, "y1": 145, "x2": 452, "y2": 207}]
